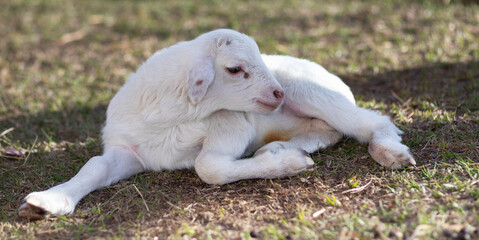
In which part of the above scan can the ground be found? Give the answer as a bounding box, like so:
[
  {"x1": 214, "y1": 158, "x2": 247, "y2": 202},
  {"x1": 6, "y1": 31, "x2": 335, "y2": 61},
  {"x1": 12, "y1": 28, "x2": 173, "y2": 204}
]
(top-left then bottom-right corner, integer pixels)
[{"x1": 0, "y1": 0, "x2": 478, "y2": 239}]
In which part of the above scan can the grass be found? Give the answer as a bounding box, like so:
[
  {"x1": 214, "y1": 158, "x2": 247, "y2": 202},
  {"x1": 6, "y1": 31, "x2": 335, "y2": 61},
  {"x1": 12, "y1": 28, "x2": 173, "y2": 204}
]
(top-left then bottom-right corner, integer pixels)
[{"x1": 1, "y1": 0, "x2": 478, "y2": 239}]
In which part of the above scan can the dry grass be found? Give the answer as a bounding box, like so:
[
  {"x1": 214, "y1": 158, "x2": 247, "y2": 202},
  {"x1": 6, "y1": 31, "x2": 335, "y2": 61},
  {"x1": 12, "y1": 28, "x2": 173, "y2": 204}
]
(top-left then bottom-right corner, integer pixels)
[{"x1": 0, "y1": 0, "x2": 478, "y2": 239}]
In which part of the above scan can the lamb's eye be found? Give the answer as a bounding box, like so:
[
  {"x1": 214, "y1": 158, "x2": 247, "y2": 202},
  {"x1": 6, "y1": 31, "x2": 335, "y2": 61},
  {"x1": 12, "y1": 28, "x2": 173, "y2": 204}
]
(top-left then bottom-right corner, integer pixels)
[{"x1": 226, "y1": 66, "x2": 242, "y2": 74}]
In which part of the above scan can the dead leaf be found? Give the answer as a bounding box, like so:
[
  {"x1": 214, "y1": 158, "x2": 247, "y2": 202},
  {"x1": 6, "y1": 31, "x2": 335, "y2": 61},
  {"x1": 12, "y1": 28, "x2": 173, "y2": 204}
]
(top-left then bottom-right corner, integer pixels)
[{"x1": 3, "y1": 148, "x2": 24, "y2": 157}]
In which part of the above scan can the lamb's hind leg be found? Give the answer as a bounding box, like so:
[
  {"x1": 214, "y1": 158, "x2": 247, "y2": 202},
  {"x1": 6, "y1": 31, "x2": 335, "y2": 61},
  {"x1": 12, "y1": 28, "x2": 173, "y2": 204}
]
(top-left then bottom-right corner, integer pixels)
[
  {"x1": 18, "y1": 146, "x2": 144, "y2": 220},
  {"x1": 255, "y1": 118, "x2": 342, "y2": 157},
  {"x1": 279, "y1": 82, "x2": 416, "y2": 169}
]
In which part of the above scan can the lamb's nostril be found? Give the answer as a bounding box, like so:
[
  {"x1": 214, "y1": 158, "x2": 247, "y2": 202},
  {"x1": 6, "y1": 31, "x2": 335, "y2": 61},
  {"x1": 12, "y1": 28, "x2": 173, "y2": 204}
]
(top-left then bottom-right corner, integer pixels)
[{"x1": 273, "y1": 90, "x2": 284, "y2": 99}]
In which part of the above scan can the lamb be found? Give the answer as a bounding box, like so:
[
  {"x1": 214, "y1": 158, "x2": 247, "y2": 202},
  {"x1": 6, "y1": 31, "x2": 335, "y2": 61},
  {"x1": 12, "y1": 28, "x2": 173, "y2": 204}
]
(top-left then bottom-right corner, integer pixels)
[{"x1": 18, "y1": 29, "x2": 415, "y2": 220}]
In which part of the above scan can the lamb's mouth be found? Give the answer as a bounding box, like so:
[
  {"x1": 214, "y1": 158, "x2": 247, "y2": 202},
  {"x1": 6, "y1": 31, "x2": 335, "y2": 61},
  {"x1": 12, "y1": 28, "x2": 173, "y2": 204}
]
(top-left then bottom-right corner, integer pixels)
[{"x1": 255, "y1": 100, "x2": 280, "y2": 110}]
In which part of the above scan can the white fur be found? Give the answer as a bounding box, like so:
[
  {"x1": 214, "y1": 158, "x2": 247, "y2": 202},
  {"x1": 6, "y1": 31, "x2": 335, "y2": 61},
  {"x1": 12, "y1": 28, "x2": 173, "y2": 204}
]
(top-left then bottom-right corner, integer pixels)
[{"x1": 18, "y1": 29, "x2": 415, "y2": 219}]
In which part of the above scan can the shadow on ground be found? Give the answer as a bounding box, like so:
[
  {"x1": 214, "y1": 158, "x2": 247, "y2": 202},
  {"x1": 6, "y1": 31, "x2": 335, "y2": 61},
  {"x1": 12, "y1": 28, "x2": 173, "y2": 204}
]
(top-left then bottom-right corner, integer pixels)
[{"x1": 341, "y1": 60, "x2": 479, "y2": 111}]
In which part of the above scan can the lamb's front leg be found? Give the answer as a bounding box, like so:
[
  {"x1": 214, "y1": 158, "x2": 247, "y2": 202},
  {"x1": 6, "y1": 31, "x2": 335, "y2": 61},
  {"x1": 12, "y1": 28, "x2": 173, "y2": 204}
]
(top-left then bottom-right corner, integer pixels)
[
  {"x1": 195, "y1": 148, "x2": 314, "y2": 185},
  {"x1": 18, "y1": 147, "x2": 144, "y2": 220},
  {"x1": 195, "y1": 113, "x2": 314, "y2": 185}
]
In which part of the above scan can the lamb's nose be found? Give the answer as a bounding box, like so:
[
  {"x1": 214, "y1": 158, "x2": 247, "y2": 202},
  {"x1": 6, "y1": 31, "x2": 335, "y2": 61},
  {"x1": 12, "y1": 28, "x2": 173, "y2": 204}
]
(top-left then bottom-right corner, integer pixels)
[{"x1": 273, "y1": 90, "x2": 284, "y2": 100}]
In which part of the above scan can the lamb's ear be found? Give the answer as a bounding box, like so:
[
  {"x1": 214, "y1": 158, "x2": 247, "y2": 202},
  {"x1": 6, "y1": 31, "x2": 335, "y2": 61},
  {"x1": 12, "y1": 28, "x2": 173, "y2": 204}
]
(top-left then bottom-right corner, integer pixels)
[{"x1": 187, "y1": 55, "x2": 215, "y2": 104}]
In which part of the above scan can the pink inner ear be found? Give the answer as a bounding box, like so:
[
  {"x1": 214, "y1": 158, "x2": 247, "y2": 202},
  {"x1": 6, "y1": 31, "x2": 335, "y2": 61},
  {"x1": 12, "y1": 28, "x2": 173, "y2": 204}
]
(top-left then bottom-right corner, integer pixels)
[{"x1": 195, "y1": 80, "x2": 203, "y2": 86}]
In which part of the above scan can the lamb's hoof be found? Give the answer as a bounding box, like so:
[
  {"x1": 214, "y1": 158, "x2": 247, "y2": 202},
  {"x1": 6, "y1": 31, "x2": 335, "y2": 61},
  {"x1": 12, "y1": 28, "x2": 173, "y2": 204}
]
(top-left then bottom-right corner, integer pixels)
[
  {"x1": 18, "y1": 202, "x2": 50, "y2": 220},
  {"x1": 369, "y1": 139, "x2": 416, "y2": 169}
]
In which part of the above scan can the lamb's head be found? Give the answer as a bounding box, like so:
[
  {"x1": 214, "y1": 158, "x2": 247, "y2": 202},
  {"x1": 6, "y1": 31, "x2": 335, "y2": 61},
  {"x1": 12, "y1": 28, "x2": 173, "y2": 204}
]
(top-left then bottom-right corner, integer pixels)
[{"x1": 187, "y1": 29, "x2": 284, "y2": 114}]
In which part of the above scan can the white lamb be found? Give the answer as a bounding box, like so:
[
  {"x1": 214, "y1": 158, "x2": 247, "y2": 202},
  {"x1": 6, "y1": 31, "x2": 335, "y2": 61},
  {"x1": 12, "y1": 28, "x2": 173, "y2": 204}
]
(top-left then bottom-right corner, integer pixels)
[{"x1": 19, "y1": 29, "x2": 415, "y2": 220}]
